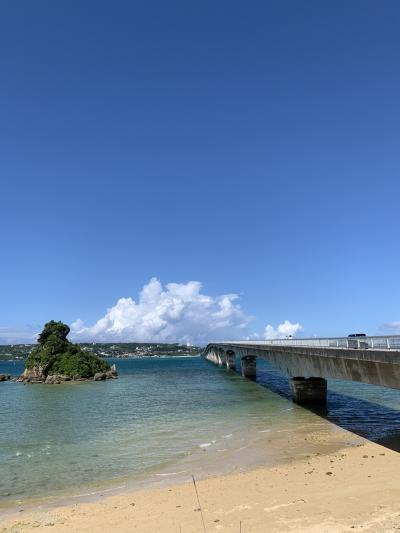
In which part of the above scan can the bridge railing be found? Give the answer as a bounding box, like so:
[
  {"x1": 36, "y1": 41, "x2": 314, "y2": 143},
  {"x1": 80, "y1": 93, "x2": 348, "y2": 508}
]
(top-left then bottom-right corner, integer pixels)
[{"x1": 215, "y1": 335, "x2": 400, "y2": 350}]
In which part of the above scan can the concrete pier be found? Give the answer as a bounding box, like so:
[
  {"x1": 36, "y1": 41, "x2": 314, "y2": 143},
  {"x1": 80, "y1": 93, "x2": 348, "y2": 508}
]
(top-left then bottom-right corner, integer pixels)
[
  {"x1": 241, "y1": 356, "x2": 256, "y2": 379},
  {"x1": 205, "y1": 336, "x2": 400, "y2": 394},
  {"x1": 290, "y1": 377, "x2": 327, "y2": 405},
  {"x1": 207, "y1": 350, "x2": 219, "y2": 364},
  {"x1": 226, "y1": 350, "x2": 236, "y2": 370},
  {"x1": 204, "y1": 335, "x2": 400, "y2": 404},
  {"x1": 217, "y1": 348, "x2": 226, "y2": 366}
]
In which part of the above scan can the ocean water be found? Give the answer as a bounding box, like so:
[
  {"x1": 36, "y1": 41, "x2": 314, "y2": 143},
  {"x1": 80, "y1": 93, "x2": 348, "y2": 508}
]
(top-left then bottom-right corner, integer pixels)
[{"x1": 1, "y1": 356, "x2": 400, "y2": 511}]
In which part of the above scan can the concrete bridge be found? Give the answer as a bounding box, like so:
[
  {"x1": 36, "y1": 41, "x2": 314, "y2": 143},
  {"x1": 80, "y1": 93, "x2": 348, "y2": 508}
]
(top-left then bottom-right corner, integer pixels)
[{"x1": 203, "y1": 336, "x2": 400, "y2": 405}]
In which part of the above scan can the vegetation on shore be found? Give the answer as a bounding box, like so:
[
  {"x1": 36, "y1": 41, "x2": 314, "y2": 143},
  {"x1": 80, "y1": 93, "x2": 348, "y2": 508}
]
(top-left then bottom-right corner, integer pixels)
[{"x1": 84, "y1": 342, "x2": 201, "y2": 358}]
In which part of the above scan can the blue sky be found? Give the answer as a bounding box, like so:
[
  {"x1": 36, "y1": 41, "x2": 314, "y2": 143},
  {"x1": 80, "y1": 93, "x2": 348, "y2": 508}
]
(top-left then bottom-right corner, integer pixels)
[{"x1": 1, "y1": 1, "x2": 400, "y2": 343}]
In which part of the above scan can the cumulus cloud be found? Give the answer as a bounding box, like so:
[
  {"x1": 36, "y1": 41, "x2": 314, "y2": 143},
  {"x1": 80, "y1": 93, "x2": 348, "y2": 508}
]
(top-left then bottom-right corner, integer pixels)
[
  {"x1": 71, "y1": 278, "x2": 254, "y2": 345},
  {"x1": 264, "y1": 320, "x2": 303, "y2": 340},
  {"x1": 0, "y1": 281, "x2": 305, "y2": 345}
]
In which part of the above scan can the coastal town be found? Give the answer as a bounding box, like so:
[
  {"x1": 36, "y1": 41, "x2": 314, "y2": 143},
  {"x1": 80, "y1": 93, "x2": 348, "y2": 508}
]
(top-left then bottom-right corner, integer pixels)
[{"x1": 0, "y1": 342, "x2": 200, "y2": 361}]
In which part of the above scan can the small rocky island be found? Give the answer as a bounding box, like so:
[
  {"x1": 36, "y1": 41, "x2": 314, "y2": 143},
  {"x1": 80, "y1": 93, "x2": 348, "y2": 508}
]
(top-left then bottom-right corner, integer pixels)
[{"x1": 20, "y1": 321, "x2": 117, "y2": 384}]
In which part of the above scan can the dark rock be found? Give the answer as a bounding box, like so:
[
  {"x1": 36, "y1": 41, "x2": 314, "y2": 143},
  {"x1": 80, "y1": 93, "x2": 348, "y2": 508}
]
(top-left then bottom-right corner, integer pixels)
[{"x1": 0, "y1": 374, "x2": 10, "y2": 381}]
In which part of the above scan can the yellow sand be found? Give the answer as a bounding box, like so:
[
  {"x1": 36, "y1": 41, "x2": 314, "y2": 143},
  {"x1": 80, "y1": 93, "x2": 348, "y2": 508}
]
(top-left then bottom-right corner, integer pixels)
[{"x1": 1, "y1": 436, "x2": 400, "y2": 532}]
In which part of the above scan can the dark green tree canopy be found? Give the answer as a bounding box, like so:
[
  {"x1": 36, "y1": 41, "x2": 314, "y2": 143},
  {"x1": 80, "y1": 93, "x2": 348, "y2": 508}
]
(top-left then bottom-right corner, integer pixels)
[
  {"x1": 26, "y1": 321, "x2": 110, "y2": 378},
  {"x1": 38, "y1": 320, "x2": 70, "y2": 345}
]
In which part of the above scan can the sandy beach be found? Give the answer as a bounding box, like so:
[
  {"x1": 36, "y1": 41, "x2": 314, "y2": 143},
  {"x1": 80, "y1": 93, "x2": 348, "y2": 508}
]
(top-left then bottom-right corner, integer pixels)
[{"x1": 2, "y1": 433, "x2": 400, "y2": 533}]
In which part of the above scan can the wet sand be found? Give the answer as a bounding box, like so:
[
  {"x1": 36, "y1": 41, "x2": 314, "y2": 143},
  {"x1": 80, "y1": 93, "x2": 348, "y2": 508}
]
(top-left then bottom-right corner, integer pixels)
[{"x1": 1, "y1": 431, "x2": 400, "y2": 532}]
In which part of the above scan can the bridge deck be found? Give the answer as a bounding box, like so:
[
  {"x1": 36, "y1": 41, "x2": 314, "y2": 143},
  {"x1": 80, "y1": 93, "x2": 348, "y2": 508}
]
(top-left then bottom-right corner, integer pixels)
[
  {"x1": 213, "y1": 342, "x2": 400, "y2": 363},
  {"x1": 203, "y1": 336, "x2": 400, "y2": 396}
]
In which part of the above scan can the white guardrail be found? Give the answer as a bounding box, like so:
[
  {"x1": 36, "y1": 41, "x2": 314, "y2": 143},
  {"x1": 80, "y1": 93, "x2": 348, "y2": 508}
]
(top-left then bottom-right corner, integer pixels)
[{"x1": 215, "y1": 335, "x2": 400, "y2": 350}]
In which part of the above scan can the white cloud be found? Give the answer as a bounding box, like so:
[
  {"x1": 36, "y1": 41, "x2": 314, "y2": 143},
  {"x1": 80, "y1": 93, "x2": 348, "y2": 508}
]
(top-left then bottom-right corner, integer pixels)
[
  {"x1": 0, "y1": 326, "x2": 38, "y2": 345},
  {"x1": 264, "y1": 320, "x2": 303, "y2": 340},
  {"x1": 71, "y1": 278, "x2": 254, "y2": 345},
  {"x1": 0, "y1": 280, "x2": 304, "y2": 346},
  {"x1": 384, "y1": 321, "x2": 400, "y2": 333}
]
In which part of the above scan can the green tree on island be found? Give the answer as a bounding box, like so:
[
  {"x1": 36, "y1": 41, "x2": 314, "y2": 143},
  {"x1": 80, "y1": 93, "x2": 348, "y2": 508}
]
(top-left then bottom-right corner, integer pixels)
[{"x1": 24, "y1": 321, "x2": 113, "y2": 382}]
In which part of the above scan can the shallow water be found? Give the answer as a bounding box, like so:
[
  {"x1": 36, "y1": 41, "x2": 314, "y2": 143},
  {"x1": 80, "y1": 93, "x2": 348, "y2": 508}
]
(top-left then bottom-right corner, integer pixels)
[{"x1": 1, "y1": 356, "x2": 400, "y2": 510}]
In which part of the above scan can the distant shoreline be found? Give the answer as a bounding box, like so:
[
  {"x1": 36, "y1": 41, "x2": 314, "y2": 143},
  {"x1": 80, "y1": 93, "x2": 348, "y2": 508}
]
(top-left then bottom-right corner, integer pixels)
[
  {"x1": 0, "y1": 354, "x2": 201, "y2": 365},
  {"x1": 0, "y1": 342, "x2": 203, "y2": 362}
]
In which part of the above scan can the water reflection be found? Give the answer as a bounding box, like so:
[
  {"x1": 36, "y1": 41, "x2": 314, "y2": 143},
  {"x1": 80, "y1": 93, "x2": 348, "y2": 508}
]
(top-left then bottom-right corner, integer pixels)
[{"x1": 256, "y1": 358, "x2": 400, "y2": 452}]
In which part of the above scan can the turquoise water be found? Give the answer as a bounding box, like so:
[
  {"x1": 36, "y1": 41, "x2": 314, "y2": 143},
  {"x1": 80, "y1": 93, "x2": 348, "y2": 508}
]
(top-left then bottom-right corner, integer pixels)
[{"x1": 1, "y1": 356, "x2": 400, "y2": 511}]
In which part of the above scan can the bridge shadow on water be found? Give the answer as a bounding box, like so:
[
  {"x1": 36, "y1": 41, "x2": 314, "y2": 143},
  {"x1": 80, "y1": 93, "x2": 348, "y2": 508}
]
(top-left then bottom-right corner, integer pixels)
[{"x1": 255, "y1": 360, "x2": 400, "y2": 453}]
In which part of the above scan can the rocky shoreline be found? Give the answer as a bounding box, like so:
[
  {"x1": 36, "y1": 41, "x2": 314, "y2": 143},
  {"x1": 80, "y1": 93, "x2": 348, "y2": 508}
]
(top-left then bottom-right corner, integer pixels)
[{"x1": 16, "y1": 364, "x2": 118, "y2": 384}]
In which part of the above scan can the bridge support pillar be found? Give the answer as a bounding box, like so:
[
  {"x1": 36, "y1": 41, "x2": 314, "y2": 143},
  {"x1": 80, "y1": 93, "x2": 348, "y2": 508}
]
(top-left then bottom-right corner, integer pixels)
[
  {"x1": 217, "y1": 349, "x2": 226, "y2": 366},
  {"x1": 290, "y1": 377, "x2": 327, "y2": 405},
  {"x1": 206, "y1": 350, "x2": 218, "y2": 364},
  {"x1": 226, "y1": 350, "x2": 236, "y2": 370},
  {"x1": 241, "y1": 356, "x2": 256, "y2": 379}
]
